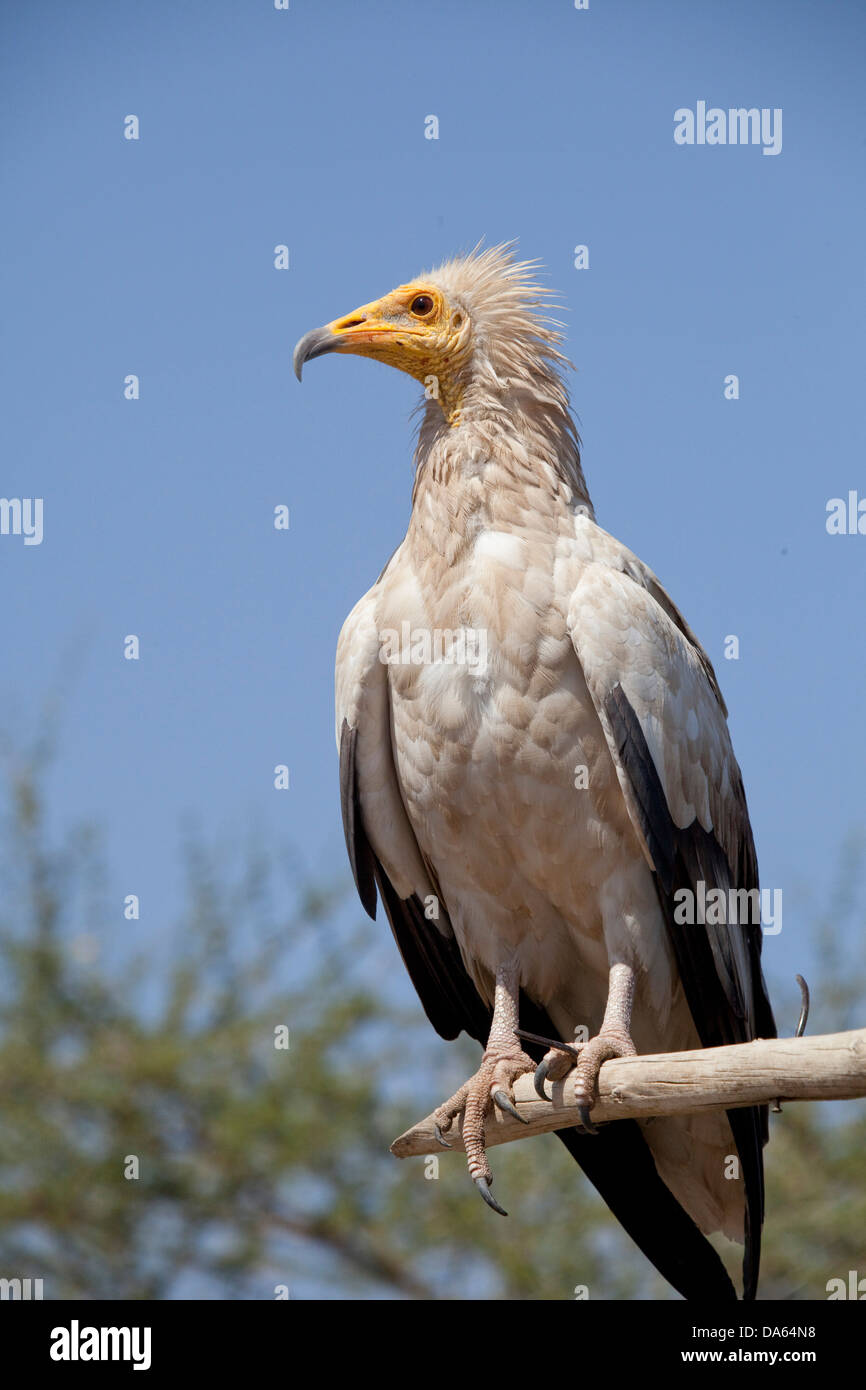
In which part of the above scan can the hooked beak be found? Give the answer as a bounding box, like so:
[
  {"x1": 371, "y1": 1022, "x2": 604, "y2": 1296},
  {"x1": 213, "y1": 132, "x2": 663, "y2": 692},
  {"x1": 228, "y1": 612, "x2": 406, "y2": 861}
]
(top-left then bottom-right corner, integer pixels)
[
  {"x1": 293, "y1": 300, "x2": 419, "y2": 382},
  {"x1": 293, "y1": 324, "x2": 344, "y2": 381}
]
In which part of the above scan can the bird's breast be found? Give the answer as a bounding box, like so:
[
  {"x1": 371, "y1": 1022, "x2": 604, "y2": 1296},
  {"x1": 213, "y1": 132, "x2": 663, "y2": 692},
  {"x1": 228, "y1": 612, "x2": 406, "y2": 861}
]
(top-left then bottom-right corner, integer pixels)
[{"x1": 379, "y1": 538, "x2": 630, "y2": 936}]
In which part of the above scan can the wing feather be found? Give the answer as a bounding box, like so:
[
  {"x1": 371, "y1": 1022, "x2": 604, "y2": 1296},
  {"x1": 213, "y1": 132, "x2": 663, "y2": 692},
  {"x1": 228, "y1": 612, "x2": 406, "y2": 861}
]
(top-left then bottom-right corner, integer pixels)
[{"x1": 570, "y1": 559, "x2": 776, "y2": 1299}]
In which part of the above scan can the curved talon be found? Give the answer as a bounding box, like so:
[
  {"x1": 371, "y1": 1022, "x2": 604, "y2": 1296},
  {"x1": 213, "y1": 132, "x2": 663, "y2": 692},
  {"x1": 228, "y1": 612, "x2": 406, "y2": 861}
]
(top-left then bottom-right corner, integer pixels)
[
  {"x1": 576, "y1": 1103, "x2": 599, "y2": 1135},
  {"x1": 432, "y1": 1030, "x2": 535, "y2": 1210},
  {"x1": 795, "y1": 974, "x2": 810, "y2": 1038},
  {"x1": 774, "y1": 974, "x2": 812, "y2": 1113},
  {"x1": 474, "y1": 1174, "x2": 508, "y2": 1216},
  {"x1": 493, "y1": 1088, "x2": 530, "y2": 1123},
  {"x1": 534, "y1": 1059, "x2": 554, "y2": 1102}
]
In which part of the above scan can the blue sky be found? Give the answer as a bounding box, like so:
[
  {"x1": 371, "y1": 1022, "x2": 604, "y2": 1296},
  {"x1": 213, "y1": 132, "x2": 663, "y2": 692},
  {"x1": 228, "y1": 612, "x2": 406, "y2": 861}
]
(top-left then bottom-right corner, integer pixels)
[{"x1": 2, "y1": 0, "x2": 865, "y2": 1003}]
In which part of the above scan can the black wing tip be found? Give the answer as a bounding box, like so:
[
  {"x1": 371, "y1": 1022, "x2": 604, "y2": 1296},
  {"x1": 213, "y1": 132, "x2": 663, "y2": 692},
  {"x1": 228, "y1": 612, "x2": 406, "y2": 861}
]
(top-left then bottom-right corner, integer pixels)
[
  {"x1": 554, "y1": 1120, "x2": 738, "y2": 1301},
  {"x1": 602, "y1": 684, "x2": 771, "y2": 1300},
  {"x1": 338, "y1": 720, "x2": 378, "y2": 918}
]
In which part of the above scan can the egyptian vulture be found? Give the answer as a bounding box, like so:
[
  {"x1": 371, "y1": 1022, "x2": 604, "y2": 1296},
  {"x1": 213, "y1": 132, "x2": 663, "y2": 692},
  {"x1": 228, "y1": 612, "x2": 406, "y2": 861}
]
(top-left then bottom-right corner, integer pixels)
[{"x1": 294, "y1": 245, "x2": 776, "y2": 1301}]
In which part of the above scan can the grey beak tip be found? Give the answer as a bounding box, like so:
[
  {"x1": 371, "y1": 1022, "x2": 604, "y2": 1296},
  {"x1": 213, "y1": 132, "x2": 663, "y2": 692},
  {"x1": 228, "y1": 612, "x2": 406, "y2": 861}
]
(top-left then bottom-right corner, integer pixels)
[
  {"x1": 293, "y1": 326, "x2": 341, "y2": 383},
  {"x1": 292, "y1": 337, "x2": 308, "y2": 382}
]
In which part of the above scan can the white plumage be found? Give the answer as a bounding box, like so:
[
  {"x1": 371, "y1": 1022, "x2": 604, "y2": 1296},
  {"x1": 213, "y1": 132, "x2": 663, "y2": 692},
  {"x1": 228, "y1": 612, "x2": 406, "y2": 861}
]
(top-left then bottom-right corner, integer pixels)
[{"x1": 296, "y1": 244, "x2": 775, "y2": 1300}]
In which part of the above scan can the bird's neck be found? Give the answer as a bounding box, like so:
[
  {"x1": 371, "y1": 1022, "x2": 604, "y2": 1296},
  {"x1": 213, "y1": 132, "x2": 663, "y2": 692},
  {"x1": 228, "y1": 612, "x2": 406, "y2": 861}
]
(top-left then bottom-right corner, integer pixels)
[{"x1": 409, "y1": 395, "x2": 594, "y2": 554}]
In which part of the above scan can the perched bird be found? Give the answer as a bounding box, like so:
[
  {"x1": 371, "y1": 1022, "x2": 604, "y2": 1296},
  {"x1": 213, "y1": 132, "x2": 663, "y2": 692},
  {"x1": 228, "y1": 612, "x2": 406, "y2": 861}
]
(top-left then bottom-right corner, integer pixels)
[{"x1": 294, "y1": 244, "x2": 775, "y2": 1300}]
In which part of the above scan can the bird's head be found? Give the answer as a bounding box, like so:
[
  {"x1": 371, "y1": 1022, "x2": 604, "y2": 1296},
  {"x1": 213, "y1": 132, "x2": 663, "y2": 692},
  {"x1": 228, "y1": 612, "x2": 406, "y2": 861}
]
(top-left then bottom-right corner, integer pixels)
[
  {"x1": 293, "y1": 244, "x2": 571, "y2": 429},
  {"x1": 293, "y1": 276, "x2": 471, "y2": 422}
]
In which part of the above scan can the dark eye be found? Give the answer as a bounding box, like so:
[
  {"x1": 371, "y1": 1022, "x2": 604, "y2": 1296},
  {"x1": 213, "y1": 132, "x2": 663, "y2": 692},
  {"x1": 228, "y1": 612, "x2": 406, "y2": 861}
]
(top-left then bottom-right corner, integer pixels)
[{"x1": 410, "y1": 294, "x2": 434, "y2": 316}]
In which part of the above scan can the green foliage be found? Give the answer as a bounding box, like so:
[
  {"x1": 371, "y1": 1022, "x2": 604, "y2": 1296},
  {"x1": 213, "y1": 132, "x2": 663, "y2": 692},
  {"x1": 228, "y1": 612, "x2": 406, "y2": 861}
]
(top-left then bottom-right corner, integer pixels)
[{"x1": 0, "y1": 757, "x2": 863, "y2": 1300}]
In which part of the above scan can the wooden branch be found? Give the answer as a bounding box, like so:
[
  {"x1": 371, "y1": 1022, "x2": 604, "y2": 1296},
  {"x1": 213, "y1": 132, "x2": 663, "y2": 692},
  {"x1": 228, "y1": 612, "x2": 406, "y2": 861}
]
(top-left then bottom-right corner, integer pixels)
[{"x1": 391, "y1": 1029, "x2": 866, "y2": 1160}]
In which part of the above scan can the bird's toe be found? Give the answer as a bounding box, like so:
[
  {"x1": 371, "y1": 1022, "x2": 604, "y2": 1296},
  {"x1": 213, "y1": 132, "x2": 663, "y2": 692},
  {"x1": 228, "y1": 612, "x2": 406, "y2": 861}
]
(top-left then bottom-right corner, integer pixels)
[
  {"x1": 571, "y1": 1030, "x2": 636, "y2": 1133},
  {"x1": 533, "y1": 1045, "x2": 578, "y2": 1101}
]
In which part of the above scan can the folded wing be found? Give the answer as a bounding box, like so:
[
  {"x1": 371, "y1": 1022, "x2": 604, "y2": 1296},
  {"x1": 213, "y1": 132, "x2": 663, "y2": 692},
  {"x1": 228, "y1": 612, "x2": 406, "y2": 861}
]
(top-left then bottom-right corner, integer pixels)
[{"x1": 567, "y1": 554, "x2": 776, "y2": 1299}]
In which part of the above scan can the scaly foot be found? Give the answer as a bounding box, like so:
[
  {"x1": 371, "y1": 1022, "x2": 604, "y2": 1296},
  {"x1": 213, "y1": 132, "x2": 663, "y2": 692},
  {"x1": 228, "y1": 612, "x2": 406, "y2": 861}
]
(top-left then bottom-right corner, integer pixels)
[
  {"x1": 570, "y1": 1028, "x2": 636, "y2": 1133},
  {"x1": 433, "y1": 1040, "x2": 534, "y2": 1215},
  {"x1": 515, "y1": 1024, "x2": 636, "y2": 1134}
]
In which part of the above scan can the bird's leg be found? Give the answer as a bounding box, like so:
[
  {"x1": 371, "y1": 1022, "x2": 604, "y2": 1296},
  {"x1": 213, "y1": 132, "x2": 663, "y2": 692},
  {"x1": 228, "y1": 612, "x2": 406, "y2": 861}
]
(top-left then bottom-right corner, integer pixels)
[
  {"x1": 519, "y1": 963, "x2": 638, "y2": 1134},
  {"x1": 433, "y1": 955, "x2": 535, "y2": 1216},
  {"x1": 571, "y1": 962, "x2": 637, "y2": 1133}
]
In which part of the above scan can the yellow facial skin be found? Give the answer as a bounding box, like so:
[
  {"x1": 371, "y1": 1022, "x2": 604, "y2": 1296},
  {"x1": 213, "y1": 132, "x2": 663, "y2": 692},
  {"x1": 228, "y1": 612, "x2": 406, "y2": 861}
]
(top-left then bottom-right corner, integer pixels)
[{"x1": 294, "y1": 283, "x2": 471, "y2": 425}]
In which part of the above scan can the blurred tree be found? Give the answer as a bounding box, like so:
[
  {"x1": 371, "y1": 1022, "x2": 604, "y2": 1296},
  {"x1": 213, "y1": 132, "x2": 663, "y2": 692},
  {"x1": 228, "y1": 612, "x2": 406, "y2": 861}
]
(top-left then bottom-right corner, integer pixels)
[{"x1": 0, "y1": 749, "x2": 863, "y2": 1300}]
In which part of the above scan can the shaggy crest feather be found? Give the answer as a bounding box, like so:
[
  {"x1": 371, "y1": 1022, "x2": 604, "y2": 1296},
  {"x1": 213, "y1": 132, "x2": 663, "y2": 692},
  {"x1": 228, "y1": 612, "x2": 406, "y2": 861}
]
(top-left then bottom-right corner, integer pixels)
[
  {"x1": 428, "y1": 241, "x2": 569, "y2": 370},
  {"x1": 413, "y1": 242, "x2": 586, "y2": 503}
]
